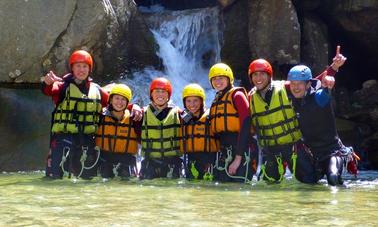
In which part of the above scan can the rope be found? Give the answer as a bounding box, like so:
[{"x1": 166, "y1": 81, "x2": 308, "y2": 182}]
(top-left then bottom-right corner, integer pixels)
[
  {"x1": 60, "y1": 146, "x2": 71, "y2": 176},
  {"x1": 259, "y1": 155, "x2": 285, "y2": 183},
  {"x1": 113, "y1": 163, "x2": 121, "y2": 177},
  {"x1": 291, "y1": 152, "x2": 298, "y2": 180},
  {"x1": 215, "y1": 146, "x2": 253, "y2": 184},
  {"x1": 190, "y1": 162, "x2": 199, "y2": 180},
  {"x1": 77, "y1": 145, "x2": 101, "y2": 178}
]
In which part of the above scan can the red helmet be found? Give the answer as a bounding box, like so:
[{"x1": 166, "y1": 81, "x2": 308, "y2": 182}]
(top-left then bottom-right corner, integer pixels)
[
  {"x1": 150, "y1": 77, "x2": 172, "y2": 98},
  {"x1": 69, "y1": 50, "x2": 93, "y2": 71},
  {"x1": 248, "y1": 59, "x2": 273, "y2": 77}
]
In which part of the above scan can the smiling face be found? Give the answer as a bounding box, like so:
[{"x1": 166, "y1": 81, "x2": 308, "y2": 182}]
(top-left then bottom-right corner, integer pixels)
[
  {"x1": 211, "y1": 76, "x2": 229, "y2": 91},
  {"x1": 289, "y1": 80, "x2": 311, "y2": 98},
  {"x1": 151, "y1": 88, "x2": 169, "y2": 108},
  {"x1": 72, "y1": 62, "x2": 90, "y2": 81},
  {"x1": 110, "y1": 94, "x2": 128, "y2": 112},
  {"x1": 250, "y1": 71, "x2": 270, "y2": 91},
  {"x1": 184, "y1": 96, "x2": 202, "y2": 116}
]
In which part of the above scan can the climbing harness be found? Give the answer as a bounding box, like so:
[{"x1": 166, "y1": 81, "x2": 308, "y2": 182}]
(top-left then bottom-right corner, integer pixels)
[
  {"x1": 112, "y1": 163, "x2": 121, "y2": 177},
  {"x1": 77, "y1": 145, "x2": 101, "y2": 178},
  {"x1": 60, "y1": 146, "x2": 71, "y2": 177},
  {"x1": 215, "y1": 145, "x2": 252, "y2": 184}
]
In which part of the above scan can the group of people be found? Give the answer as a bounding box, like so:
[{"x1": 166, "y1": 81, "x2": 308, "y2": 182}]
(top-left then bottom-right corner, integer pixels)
[{"x1": 42, "y1": 47, "x2": 359, "y2": 186}]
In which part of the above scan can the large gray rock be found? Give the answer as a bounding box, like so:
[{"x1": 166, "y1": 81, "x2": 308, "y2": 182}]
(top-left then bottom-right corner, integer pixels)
[
  {"x1": 0, "y1": 0, "x2": 76, "y2": 83},
  {"x1": 217, "y1": 0, "x2": 237, "y2": 8},
  {"x1": 0, "y1": 88, "x2": 53, "y2": 171},
  {"x1": 247, "y1": 0, "x2": 301, "y2": 70},
  {"x1": 0, "y1": 0, "x2": 158, "y2": 84},
  {"x1": 301, "y1": 15, "x2": 329, "y2": 74},
  {"x1": 221, "y1": 0, "x2": 251, "y2": 88},
  {"x1": 326, "y1": 0, "x2": 378, "y2": 55}
]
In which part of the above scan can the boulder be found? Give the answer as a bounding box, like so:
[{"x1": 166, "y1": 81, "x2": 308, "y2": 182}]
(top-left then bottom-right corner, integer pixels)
[
  {"x1": 0, "y1": 0, "x2": 158, "y2": 84},
  {"x1": 247, "y1": 0, "x2": 301, "y2": 80},
  {"x1": 220, "y1": 0, "x2": 251, "y2": 88},
  {"x1": 217, "y1": 0, "x2": 237, "y2": 9},
  {"x1": 0, "y1": 88, "x2": 53, "y2": 171},
  {"x1": 301, "y1": 15, "x2": 330, "y2": 74}
]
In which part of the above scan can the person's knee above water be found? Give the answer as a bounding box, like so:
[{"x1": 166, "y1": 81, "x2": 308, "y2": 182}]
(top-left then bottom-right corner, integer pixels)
[
  {"x1": 243, "y1": 59, "x2": 302, "y2": 183},
  {"x1": 96, "y1": 84, "x2": 139, "y2": 180},
  {"x1": 208, "y1": 63, "x2": 253, "y2": 183},
  {"x1": 287, "y1": 49, "x2": 358, "y2": 186},
  {"x1": 139, "y1": 77, "x2": 182, "y2": 179},
  {"x1": 42, "y1": 50, "x2": 109, "y2": 179},
  {"x1": 180, "y1": 83, "x2": 219, "y2": 180}
]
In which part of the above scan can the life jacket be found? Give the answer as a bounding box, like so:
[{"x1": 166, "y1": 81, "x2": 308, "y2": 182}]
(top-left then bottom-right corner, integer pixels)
[
  {"x1": 180, "y1": 110, "x2": 219, "y2": 153},
  {"x1": 141, "y1": 106, "x2": 181, "y2": 159},
  {"x1": 95, "y1": 110, "x2": 138, "y2": 155},
  {"x1": 250, "y1": 81, "x2": 301, "y2": 147},
  {"x1": 51, "y1": 82, "x2": 102, "y2": 134},
  {"x1": 209, "y1": 87, "x2": 247, "y2": 134}
]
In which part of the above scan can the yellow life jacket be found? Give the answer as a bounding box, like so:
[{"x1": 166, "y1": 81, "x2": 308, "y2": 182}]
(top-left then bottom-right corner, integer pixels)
[
  {"x1": 141, "y1": 106, "x2": 181, "y2": 159},
  {"x1": 95, "y1": 110, "x2": 138, "y2": 154},
  {"x1": 51, "y1": 82, "x2": 102, "y2": 134},
  {"x1": 209, "y1": 87, "x2": 247, "y2": 134},
  {"x1": 250, "y1": 81, "x2": 302, "y2": 147},
  {"x1": 180, "y1": 110, "x2": 219, "y2": 153}
]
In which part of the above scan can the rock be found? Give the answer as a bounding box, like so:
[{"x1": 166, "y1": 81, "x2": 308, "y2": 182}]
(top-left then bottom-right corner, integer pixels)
[
  {"x1": 217, "y1": 0, "x2": 237, "y2": 8},
  {"x1": 0, "y1": 88, "x2": 53, "y2": 171},
  {"x1": 0, "y1": 0, "x2": 158, "y2": 84},
  {"x1": 301, "y1": 15, "x2": 329, "y2": 74},
  {"x1": 0, "y1": 0, "x2": 76, "y2": 83},
  {"x1": 247, "y1": 0, "x2": 301, "y2": 66},
  {"x1": 325, "y1": 0, "x2": 378, "y2": 56},
  {"x1": 363, "y1": 132, "x2": 378, "y2": 169},
  {"x1": 362, "y1": 79, "x2": 377, "y2": 89},
  {"x1": 221, "y1": 0, "x2": 251, "y2": 88}
]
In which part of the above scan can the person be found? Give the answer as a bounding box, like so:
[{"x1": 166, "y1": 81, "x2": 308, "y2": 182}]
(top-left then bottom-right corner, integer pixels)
[
  {"x1": 180, "y1": 83, "x2": 219, "y2": 180},
  {"x1": 287, "y1": 46, "x2": 359, "y2": 186},
  {"x1": 95, "y1": 84, "x2": 139, "y2": 180},
  {"x1": 42, "y1": 50, "x2": 142, "y2": 179},
  {"x1": 42, "y1": 50, "x2": 108, "y2": 179},
  {"x1": 235, "y1": 56, "x2": 338, "y2": 183},
  {"x1": 139, "y1": 77, "x2": 182, "y2": 179},
  {"x1": 208, "y1": 63, "x2": 256, "y2": 183}
]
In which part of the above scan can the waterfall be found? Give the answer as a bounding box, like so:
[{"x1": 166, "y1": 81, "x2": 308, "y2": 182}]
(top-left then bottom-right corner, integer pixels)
[{"x1": 125, "y1": 7, "x2": 222, "y2": 108}]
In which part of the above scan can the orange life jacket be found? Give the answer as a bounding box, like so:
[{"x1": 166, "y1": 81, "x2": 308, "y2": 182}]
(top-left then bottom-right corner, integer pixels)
[
  {"x1": 95, "y1": 110, "x2": 138, "y2": 154},
  {"x1": 209, "y1": 87, "x2": 247, "y2": 134},
  {"x1": 180, "y1": 110, "x2": 219, "y2": 153}
]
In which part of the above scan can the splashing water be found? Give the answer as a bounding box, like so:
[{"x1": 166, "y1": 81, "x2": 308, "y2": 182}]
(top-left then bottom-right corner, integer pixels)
[{"x1": 124, "y1": 7, "x2": 222, "y2": 108}]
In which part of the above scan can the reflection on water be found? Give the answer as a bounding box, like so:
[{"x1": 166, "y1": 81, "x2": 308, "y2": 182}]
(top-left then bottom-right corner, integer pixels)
[{"x1": 0, "y1": 171, "x2": 377, "y2": 226}]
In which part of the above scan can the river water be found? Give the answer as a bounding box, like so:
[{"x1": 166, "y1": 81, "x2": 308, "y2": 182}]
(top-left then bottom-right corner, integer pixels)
[{"x1": 1, "y1": 171, "x2": 377, "y2": 226}]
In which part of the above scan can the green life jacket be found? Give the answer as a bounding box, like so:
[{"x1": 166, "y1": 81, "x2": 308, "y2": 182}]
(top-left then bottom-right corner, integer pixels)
[
  {"x1": 51, "y1": 82, "x2": 102, "y2": 134},
  {"x1": 141, "y1": 106, "x2": 181, "y2": 159},
  {"x1": 250, "y1": 81, "x2": 301, "y2": 147}
]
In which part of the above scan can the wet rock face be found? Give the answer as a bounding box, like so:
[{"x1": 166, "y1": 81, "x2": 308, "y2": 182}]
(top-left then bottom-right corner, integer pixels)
[
  {"x1": 135, "y1": 0, "x2": 217, "y2": 10},
  {"x1": 247, "y1": 0, "x2": 301, "y2": 80},
  {"x1": 0, "y1": 89, "x2": 53, "y2": 171},
  {"x1": 0, "y1": 0, "x2": 158, "y2": 84},
  {"x1": 300, "y1": 15, "x2": 329, "y2": 75}
]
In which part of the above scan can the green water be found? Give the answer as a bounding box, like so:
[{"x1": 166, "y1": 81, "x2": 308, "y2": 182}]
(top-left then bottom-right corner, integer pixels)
[{"x1": 0, "y1": 171, "x2": 377, "y2": 226}]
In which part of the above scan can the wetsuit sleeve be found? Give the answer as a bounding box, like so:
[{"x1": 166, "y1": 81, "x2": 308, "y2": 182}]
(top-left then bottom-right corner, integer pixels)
[
  {"x1": 98, "y1": 87, "x2": 109, "y2": 108},
  {"x1": 233, "y1": 90, "x2": 250, "y2": 155},
  {"x1": 236, "y1": 116, "x2": 252, "y2": 156},
  {"x1": 315, "y1": 88, "x2": 331, "y2": 108},
  {"x1": 41, "y1": 81, "x2": 66, "y2": 105},
  {"x1": 314, "y1": 66, "x2": 337, "y2": 80}
]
